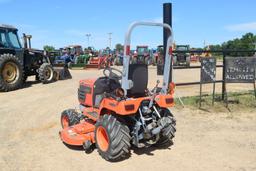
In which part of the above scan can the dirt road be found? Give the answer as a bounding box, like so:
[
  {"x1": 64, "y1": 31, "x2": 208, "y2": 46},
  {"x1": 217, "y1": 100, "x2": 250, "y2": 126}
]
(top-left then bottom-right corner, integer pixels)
[{"x1": 0, "y1": 68, "x2": 255, "y2": 171}]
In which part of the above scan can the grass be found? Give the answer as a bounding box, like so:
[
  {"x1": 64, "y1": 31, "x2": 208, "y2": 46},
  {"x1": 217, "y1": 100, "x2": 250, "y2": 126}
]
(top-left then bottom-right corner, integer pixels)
[{"x1": 175, "y1": 90, "x2": 256, "y2": 113}]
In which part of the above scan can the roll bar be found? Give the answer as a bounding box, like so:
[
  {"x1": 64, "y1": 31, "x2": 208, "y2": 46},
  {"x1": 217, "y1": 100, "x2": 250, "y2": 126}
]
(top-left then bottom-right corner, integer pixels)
[{"x1": 122, "y1": 21, "x2": 173, "y2": 95}]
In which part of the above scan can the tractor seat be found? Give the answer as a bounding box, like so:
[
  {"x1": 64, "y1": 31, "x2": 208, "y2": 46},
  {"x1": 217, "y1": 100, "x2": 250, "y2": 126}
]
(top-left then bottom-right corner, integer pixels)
[{"x1": 127, "y1": 64, "x2": 148, "y2": 98}]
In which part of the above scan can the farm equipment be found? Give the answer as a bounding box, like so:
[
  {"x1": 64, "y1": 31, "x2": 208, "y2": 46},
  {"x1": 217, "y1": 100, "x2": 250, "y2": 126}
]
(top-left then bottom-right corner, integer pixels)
[
  {"x1": 86, "y1": 48, "x2": 113, "y2": 69},
  {"x1": 59, "y1": 22, "x2": 176, "y2": 161},
  {"x1": 113, "y1": 52, "x2": 123, "y2": 66},
  {"x1": 54, "y1": 45, "x2": 82, "y2": 67},
  {"x1": 153, "y1": 45, "x2": 164, "y2": 66},
  {"x1": 0, "y1": 24, "x2": 71, "y2": 92},
  {"x1": 131, "y1": 45, "x2": 150, "y2": 64},
  {"x1": 173, "y1": 44, "x2": 190, "y2": 66},
  {"x1": 113, "y1": 48, "x2": 124, "y2": 66}
]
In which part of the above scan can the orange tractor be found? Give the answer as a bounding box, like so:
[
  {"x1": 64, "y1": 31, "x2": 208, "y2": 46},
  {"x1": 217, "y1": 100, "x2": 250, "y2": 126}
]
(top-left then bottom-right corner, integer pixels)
[{"x1": 59, "y1": 22, "x2": 176, "y2": 161}]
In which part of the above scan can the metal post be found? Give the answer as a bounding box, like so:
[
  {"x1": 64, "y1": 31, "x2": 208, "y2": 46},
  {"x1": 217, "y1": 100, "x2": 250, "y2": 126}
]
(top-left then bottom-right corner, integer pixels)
[
  {"x1": 199, "y1": 80, "x2": 202, "y2": 108},
  {"x1": 254, "y1": 69, "x2": 256, "y2": 99},
  {"x1": 254, "y1": 81, "x2": 256, "y2": 99},
  {"x1": 222, "y1": 52, "x2": 226, "y2": 100},
  {"x1": 212, "y1": 81, "x2": 216, "y2": 105},
  {"x1": 163, "y1": 3, "x2": 172, "y2": 82}
]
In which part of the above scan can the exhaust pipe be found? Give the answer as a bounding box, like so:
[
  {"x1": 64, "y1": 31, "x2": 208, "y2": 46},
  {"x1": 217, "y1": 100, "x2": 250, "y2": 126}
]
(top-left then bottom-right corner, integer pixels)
[
  {"x1": 22, "y1": 33, "x2": 32, "y2": 49},
  {"x1": 22, "y1": 33, "x2": 28, "y2": 49}
]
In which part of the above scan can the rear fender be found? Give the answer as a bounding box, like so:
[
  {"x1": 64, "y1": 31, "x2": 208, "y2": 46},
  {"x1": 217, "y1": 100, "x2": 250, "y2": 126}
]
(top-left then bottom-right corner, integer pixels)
[
  {"x1": 99, "y1": 97, "x2": 150, "y2": 116},
  {"x1": 155, "y1": 94, "x2": 174, "y2": 108}
]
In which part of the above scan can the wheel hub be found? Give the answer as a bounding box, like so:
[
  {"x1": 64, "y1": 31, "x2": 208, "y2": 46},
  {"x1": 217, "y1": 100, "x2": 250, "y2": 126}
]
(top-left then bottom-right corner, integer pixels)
[
  {"x1": 44, "y1": 68, "x2": 53, "y2": 80},
  {"x1": 96, "y1": 126, "x2": 109, "y2": 151},
  {"x1": 2, "y1": 62, "x2": 19, "y2": 83}
]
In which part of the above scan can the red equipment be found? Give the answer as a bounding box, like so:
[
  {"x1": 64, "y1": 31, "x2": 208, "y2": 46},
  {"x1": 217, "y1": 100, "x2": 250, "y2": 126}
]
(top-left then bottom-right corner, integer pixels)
[{"x1": 86, "y1": 49, "x2": 113, "y2": 69}]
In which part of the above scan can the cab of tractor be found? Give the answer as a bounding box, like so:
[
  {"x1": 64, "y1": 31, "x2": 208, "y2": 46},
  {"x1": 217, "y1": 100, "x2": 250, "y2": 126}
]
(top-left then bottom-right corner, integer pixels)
[{"x1": 59, "y1": 22, "x2": 176, "y2": 162}]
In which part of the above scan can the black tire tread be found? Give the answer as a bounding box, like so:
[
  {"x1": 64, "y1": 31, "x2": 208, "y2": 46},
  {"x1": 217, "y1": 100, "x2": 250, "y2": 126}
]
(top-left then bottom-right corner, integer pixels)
[
  {"x1": 38, "y1": 63, "x2": 54, "y2": 84},
  {"x1": 95, "y1": 114, "x2": 131, "y2": 161},
  {"x1": 60, "y1": 109, "x2": 80, "y2": 128},
  {"x1": 155, "y1": 108, "x2": 176, "y2": 147}
]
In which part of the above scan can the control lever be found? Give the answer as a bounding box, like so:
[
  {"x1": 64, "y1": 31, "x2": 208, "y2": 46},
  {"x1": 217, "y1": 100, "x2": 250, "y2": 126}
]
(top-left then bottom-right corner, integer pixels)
[{"x1": 148, "y1": 80, "x2": 160, "y2": 108}]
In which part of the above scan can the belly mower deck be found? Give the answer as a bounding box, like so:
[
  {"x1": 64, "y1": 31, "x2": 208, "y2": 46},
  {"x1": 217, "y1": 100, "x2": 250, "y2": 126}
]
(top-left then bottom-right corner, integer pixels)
[{"x1": 59, "y1": 121, "x2": 95, "y2": 146}]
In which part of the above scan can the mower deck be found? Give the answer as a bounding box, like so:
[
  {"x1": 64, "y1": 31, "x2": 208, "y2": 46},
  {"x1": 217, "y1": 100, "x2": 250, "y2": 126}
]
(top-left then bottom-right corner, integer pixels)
[{"x1": 59, "y1": 121, "x2": 95, "y2": 146}]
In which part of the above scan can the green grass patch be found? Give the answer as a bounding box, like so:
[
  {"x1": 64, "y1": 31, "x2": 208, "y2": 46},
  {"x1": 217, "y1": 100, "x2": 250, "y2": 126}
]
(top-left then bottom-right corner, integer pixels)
[{"x1": 175, "y1": 90, "x2": 256, "y2": 113}]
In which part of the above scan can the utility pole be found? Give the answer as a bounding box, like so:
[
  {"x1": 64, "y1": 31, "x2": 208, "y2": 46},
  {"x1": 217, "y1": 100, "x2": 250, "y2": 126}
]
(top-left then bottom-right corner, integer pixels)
[
  {"x1": 108, "y1": 32, "x2": 112, "y2": 49},
  {"x1": 86, "y1": 33, "x2": 91, "y2": 47}
]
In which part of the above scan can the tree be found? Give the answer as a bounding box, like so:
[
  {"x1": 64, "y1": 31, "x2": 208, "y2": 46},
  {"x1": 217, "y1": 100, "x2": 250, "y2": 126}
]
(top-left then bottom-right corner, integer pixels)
[
  {"x1": 43, "y1": 45, "x2": 55, "y2": 52},
  {"x1": 115, "y1": 43, "x2": 123, "y2": 52},
  {"x1": 212, "y1": 32, "x2": 256, "y2": 56}
]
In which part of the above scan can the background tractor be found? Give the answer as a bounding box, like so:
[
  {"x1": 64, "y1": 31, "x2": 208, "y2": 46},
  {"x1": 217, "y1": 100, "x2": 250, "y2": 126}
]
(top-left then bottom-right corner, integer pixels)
[
  {"x1": 0, "y1": 24, "x2": 60, "y2": 92},
  {"x1": 131, "y1": 45, "x2": 151, "y2": 64},
  {"x1": 59, "y1": 22, "x2": 176, "y2": 161},
  {"x1": 152, "y1": 45, "x2": 164, "y2": 66},
  {"x1": 173, "y1": 44, "x2": 191, "y2": 67},
  {"x1": 86, "y1": 48, "x2": 113, "y2": 69},
  {"x1": 113, "y1": 49, "x2": 124, "y2": 66}
]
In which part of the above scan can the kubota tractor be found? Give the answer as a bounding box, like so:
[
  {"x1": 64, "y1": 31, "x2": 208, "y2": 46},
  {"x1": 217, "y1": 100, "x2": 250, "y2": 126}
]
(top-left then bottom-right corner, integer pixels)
[{"x1": 59, "y1": 22, "x2": 176, "y2": 161}]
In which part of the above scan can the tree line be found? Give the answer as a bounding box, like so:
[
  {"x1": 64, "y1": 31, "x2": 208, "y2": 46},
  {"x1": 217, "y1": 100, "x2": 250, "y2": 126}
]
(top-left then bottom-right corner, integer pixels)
[
  {"x1": 208, "y1": 32, "x2": 256, "y2": 56},
  {"x1": 43, "y1": 32, "x2": 256, "y2": 57}
]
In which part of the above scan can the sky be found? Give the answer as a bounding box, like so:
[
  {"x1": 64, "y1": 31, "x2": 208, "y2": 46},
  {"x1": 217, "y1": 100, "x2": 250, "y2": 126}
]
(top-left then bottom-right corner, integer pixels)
[{"x1": 0, "y1": 0, "x2": 256, "y2": 50}]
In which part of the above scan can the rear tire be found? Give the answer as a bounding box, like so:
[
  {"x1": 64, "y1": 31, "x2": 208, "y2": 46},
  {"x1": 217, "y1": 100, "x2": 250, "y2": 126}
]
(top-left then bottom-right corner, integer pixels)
[
  {"x1": 155, "y1": 108, "x2": 176, "y2": 147},
  {"x1": 61, "y1": 109, "x2": 81, "y2": 128},
  {"x1": 0, "y1": 54, "x2": 23, "y2": 92},
  {"x1": 39, "y1": 63, "x2": 54, "y2": 84},
  {"x1": 95, "y1": 114, "x2": 131, "y2": 161}
]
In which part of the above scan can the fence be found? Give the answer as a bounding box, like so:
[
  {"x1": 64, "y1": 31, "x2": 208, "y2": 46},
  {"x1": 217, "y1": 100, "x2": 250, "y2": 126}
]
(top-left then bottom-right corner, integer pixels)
[{"x1": 170, "y1": 50, "x2": 256, "y2": 100}]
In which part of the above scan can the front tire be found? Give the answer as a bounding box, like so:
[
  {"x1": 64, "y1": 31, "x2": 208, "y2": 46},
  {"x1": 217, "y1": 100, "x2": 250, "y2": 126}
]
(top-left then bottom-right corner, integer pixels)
[
  {"x1": 0, "y1": 54, "x2": 23, "y2": 92},
  {"x1": 95, "y1": 114, "x2": 131, "y2": 161},
  {"x1": 39, "y1": 63, "x2": 54, "y2": 84},
  {"x1": 61, "y1": 109, "x2": 81, "y2": 128}
]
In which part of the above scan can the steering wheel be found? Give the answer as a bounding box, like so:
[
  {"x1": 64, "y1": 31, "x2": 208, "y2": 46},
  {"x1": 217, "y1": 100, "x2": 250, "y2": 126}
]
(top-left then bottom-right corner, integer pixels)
[{"x1": 103, "y1": 67, "x2": 122, "y2": 81}]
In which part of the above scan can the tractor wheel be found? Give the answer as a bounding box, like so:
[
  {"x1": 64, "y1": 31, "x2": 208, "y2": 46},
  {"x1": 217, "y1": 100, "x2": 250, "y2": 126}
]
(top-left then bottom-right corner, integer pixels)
[
  {"x1": 38, "y1": 63, "x2": 54, "y2": 84},
  {"x1": 0, "y1": 54, "x2": 23, "y2": 92},
  {"x1": 144, "y1": 57, "x2": 149, "y2": 65},
  {"x1": 113, "y1": 58, "x2": 118, "y2": 66},
  {"x1": 154, "y1": 108, "x2": 176, "y2": 147},
  {"x1": 60, "y1": 109, "x2": 81, "y2": 129},
  {"x1": 95, "y1": 114, "x2": 131, "y2": 161}
]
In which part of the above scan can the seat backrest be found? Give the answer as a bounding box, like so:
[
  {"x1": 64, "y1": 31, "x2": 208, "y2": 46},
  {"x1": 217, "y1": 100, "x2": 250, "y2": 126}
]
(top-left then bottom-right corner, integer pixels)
[{"x1": 127, "y1": 64, "x2": 148, "y2": 97}]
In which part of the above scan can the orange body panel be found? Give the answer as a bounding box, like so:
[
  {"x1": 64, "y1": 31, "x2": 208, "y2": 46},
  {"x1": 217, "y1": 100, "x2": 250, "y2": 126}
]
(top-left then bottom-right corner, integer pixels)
[
  {"x1": 79, "y1": 79, "x2": 96, "y2": 106},
  {"x1": 155, "y1": 94, "x2": 175, "y2": 108},
  {"x1": 98, "y1": 94, "x2": 174, "y2": 116}
]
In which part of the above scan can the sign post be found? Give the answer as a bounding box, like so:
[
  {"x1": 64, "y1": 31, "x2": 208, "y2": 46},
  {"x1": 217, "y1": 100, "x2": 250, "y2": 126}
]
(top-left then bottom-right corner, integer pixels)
[
  {"x1": 224, "y1": 57, "x2": 256, "y2": 106},
  {"x1": 199, "y1": 57, "x2": 217, "y2": 107}
]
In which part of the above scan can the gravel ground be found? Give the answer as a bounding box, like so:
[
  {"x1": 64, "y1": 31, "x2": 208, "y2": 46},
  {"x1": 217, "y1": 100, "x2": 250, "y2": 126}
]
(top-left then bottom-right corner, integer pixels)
[{"x1": 0, "y1": 66, "x2": 255, "y2": 171}]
